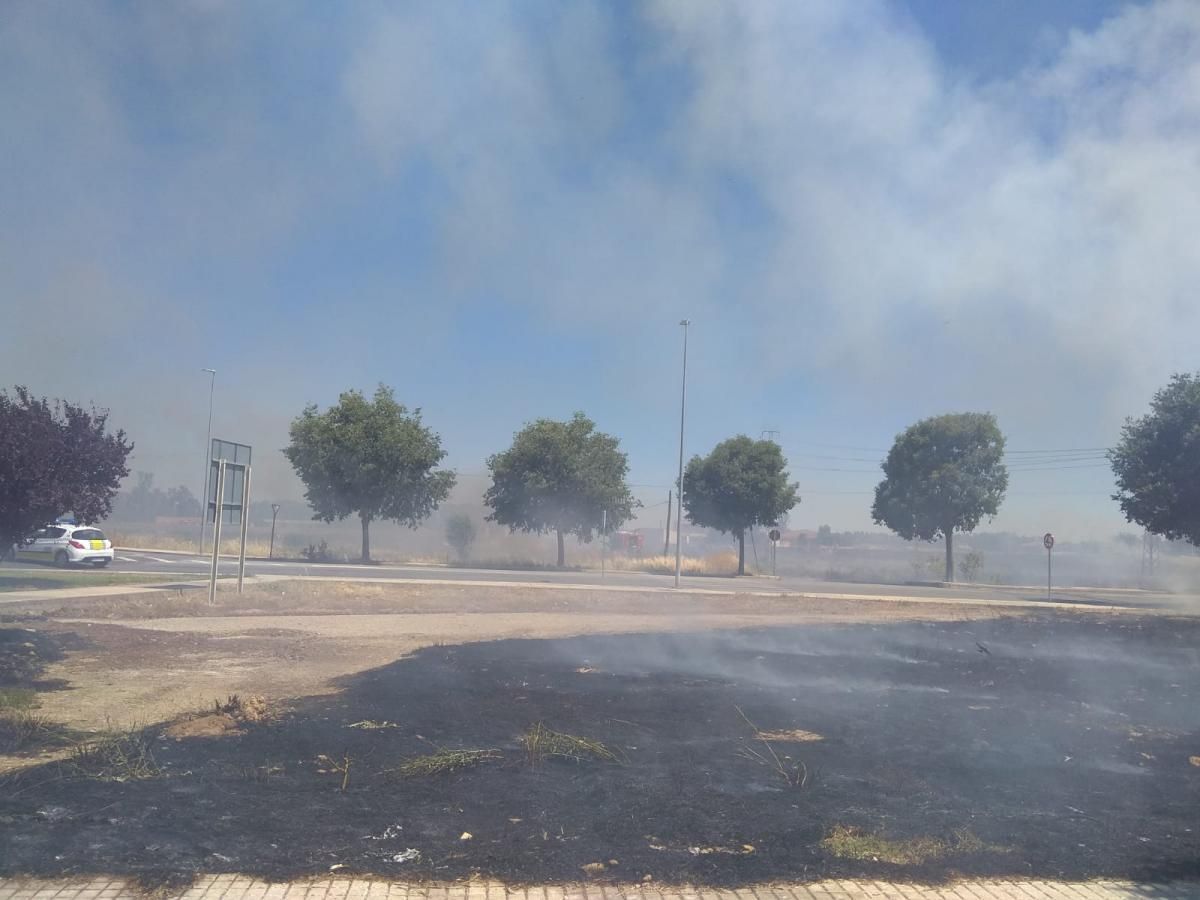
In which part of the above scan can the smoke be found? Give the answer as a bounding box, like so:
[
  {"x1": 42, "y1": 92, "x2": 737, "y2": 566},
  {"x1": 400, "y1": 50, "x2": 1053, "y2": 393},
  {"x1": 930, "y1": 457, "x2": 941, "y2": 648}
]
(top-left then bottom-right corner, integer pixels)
[{"x1": 3, "y1": 2, "x2": 1199, "y2": 536}]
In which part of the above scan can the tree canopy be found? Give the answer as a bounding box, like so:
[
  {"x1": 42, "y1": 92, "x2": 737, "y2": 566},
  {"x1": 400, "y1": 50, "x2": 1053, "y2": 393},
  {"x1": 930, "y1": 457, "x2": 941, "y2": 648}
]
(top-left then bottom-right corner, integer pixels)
[
  {"x1": 0, "y1": 386, "x2": 133, "y2": 548},
  {"x1": 1110, "y1": 372, "x2": 1200, "y2": 546},
  {"x1": 283, "y1": 385, "x2": 456, "y2": 562},
  {"x1": 682, "y1": 436, "x2": 799, "y2": 575},
  {"x1": 484, "y1": 412, "x2": 636, "y2": 567},
  {"x1": 871, "y1": 412, "x2": 1007, "y2": 582}
]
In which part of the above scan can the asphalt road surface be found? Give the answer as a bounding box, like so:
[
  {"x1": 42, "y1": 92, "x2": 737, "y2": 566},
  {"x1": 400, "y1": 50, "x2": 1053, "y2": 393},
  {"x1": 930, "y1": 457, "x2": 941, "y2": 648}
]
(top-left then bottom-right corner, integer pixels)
[{"x1": 2, "y1": 548, "x2": 1182, "y2": 609}]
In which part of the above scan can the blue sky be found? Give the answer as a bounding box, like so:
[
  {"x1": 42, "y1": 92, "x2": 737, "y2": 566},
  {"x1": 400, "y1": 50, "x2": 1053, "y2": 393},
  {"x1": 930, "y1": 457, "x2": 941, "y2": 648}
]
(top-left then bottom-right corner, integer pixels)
[{"x1": 2, "y1": 0, "x2": 1197, "y2": 538}]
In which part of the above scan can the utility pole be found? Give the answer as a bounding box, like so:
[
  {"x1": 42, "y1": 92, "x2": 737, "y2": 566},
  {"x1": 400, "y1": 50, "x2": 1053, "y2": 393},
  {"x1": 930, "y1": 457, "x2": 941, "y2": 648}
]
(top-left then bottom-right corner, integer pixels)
[
  {"x1": 663, "y1": 490, "x2": 672, "y2": 557},
  {"x1": 199, "y1": 368, "x2": 216, "y2": 554},
  {"x1": 675, "y1": 319, "x2": 690, "y2": 588}
]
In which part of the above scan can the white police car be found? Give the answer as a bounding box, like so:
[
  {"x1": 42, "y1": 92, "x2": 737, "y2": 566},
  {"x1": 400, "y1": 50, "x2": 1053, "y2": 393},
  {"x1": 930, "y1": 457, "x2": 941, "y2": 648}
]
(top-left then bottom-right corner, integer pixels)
[{"x1": 12, "y1": 524, "x2": 115, "y2": 567}]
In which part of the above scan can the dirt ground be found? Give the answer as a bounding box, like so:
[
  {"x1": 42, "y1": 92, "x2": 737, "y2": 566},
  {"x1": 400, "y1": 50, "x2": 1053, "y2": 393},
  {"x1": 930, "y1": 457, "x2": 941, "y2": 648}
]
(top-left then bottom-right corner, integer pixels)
[
  {"x1": 0, "y1": 581, "x2": 1008, "y2": 734},
  {"x1": 1, "y1": 581, "x2": 1197, "y2": 887}
]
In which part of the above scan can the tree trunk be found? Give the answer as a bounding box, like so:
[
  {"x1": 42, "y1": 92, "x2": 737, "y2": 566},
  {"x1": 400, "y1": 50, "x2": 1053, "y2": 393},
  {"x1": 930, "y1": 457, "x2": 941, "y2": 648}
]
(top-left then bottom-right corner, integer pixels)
[
  {"x1": 556, "y1": 528, "x2": 565, "y2": 568},
  {"x1": 944, "y1": 528, "x2": 954, "y2": 583},
  {"x1": 737, "y1": 529, "x2": 746, "y2": 576},
  {"x1": 360, "y1": 513, "x2": 371, "y2": 563}
]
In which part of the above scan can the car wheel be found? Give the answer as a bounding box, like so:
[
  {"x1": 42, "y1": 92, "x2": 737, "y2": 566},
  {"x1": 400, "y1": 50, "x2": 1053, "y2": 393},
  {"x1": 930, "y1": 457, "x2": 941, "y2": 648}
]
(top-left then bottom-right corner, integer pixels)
[
  {"x1": 54, "y1": 550, "x2": 69, "y2": 567},
  {"x1": 93, "y1": 560, "x2": 110, "y2": 568}
]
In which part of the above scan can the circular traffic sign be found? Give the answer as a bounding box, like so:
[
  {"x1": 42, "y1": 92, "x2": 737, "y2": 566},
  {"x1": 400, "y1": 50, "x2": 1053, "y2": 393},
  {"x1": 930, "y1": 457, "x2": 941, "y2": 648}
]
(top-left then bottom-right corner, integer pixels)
[
  {"x1": 1043, "y1": 533, "x2": 1055, "y2": 550},
  {"x1": 768, "y1": 529, "x2": 781, "y2": 542}
]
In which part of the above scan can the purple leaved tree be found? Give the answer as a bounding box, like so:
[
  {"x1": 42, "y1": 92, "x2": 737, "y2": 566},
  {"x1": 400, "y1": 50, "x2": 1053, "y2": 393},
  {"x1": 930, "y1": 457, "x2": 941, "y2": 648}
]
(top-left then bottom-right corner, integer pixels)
[{"x1": 0, "y1": 386, "x2": 133, "y2": 549}]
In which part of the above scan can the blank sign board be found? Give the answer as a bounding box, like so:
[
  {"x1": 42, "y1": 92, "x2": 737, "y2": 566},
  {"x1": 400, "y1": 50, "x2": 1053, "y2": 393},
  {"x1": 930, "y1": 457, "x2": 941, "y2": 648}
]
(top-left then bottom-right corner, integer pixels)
[{"x1": 208, "y1": 439, "x2": 252, "y2": 524}]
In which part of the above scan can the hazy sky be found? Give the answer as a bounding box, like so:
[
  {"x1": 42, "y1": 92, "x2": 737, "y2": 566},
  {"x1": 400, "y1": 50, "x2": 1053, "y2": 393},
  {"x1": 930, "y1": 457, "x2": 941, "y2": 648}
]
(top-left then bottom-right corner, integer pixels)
[{"x1": 3, "y1": 0, "x2": 1196, "y2": 538}]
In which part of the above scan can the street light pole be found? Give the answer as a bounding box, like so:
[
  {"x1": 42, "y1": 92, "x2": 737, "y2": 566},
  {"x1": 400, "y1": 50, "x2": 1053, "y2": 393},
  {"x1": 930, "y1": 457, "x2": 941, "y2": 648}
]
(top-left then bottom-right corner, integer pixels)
[
  {"x1": 674, "y1": 319, "x2": 690, "y2": 589},
  {"x1": 199, "y1": 368, "x2": 216, "y2": 554}
]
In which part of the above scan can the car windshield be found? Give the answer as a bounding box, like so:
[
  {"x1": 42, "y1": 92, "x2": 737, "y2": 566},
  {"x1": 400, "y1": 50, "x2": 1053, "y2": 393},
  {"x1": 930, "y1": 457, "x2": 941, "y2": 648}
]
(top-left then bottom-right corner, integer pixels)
[{"x1": 72, "y1": 529, "x2": 105, "y2": 541}]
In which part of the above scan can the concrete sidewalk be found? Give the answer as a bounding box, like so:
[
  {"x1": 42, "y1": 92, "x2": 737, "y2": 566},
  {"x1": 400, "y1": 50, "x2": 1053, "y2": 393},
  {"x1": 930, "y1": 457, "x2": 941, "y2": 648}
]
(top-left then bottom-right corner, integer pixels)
[{"x1": 0, "y1": 876, "x2": 1195, "y2": 899}]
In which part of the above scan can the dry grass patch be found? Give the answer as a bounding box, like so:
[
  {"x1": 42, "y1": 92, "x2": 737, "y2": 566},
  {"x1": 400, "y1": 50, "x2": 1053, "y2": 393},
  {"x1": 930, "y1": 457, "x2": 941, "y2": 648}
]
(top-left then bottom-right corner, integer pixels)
[
  {"x1": 0, "y1": 710, "x2": 61, "y2": 753},
  {"x1": 163, "y1": 694, "x2": 272, "y2": 740},
  {"x1": 388, "y1": 748, "x2": 502, "y2": 778},
  {"x1": 522, "y1": 723, "x2": 618, "y2": 764},
  {"x1": 821, "y1": 825, "x2": 999, "y2": 865},
  {"x1": 611, "y1": 551, "x2": 740, "y2": 576},
  {"x1": 66, "y1": 728, "x2": 161, "y2": 781},
  {"x1": 756, "y1": 728, "x2": 824, "y2": 743}
]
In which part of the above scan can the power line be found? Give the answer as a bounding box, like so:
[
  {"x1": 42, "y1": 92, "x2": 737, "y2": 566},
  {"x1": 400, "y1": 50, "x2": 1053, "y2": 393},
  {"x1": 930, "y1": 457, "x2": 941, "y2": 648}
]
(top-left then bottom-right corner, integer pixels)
[{"x1": 790, "y1": 442, "x2": 1112, "y2": 457}]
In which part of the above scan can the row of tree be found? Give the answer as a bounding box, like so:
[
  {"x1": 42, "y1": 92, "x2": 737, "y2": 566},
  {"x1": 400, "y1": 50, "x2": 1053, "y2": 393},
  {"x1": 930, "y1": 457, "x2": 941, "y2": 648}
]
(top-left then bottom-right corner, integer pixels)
[
  {"x1": 284, "y1": 387, "x2": 800, "y2": 572},
  {"x1": 869, "y1": 375, "x2": 1200, "y2": 580},
  {"x1": 2, "y1": 373, "x2": 1197, "y2": 577},
  {"x1": 285, "y1": 378, "x2": 1200, "y2": 580}
]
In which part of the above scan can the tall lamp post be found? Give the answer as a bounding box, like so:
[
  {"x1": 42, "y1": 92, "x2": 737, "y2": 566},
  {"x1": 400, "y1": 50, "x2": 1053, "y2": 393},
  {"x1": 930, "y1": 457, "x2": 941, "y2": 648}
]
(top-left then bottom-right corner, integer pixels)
[
  {"x1": 199, "y1": 368, "x2": 216, "y2": 554},
  {"x1": 674, "y1": 319, "x2": 690, "y2": 588}
]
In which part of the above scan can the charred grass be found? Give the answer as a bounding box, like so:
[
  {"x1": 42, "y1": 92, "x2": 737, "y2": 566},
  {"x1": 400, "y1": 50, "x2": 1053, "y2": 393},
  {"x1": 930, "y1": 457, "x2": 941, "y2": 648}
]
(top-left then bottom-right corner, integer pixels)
[{"x1": 1, "y1": 614, "x2": 1198, "y2": 886}]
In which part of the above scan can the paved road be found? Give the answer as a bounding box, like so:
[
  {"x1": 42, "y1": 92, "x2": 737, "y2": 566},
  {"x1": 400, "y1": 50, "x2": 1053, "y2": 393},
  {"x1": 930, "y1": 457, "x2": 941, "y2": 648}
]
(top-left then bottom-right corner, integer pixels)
[{"x1": 2, "y1": 548, "x2": 1182, "y2": 609}]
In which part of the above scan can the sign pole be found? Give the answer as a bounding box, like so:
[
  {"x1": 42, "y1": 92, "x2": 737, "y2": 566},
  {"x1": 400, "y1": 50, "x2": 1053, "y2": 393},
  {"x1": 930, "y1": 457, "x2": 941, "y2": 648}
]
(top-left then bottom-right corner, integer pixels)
[
  {"x1": 1043, "y1": 532, "x2": 1055, "y2": 600},
  {"x1": 269, "y1": 504, "x2": 280, "y2": 559},
  {"x1": 209, "y1": 460, "x2": 226, "y2": 604},
  {"x1": 237, "y1": 464, "x2": 252, "y2": 594}
]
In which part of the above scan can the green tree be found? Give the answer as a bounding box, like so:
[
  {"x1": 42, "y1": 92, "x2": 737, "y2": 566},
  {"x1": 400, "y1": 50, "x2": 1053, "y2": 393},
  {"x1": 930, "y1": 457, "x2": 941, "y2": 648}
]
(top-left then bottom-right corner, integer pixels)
[
  {"x1": 682, "y1": 436, "x2": 799, "y2": 575},
  {"x1": 1110, "y1": 373, "x2": 1200, "y2": 546},
  {"x1": 445, "y1": 513, "x2": 477, "y2": 562},
  {"x1": 872, "y1": 412, "x2": 1007, "y2": 582},
  {"x1": 484, "y1": 412, "x2": 636, "y2": 567},
  {"x1": 816, "y1": 524, "x2": 833, "y2": 546},
  {"x1": 283, "y1": 385, "x2": 456, "y2": 562}
]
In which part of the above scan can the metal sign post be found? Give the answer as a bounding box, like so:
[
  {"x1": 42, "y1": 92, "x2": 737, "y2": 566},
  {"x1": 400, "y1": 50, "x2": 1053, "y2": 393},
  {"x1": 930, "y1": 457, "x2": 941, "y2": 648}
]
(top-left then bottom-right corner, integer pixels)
[
  {"x1": 269, "y1": 504, "x2": 281, "y2": 559},
  {"x1": 1043, "y1": 532, "x2": 1055, "y2": 599},
  {"x1": 769, "y1": 528, "x2": 781, "y2": 576},
  {"x1": 206, "y1": 439, "x2": 253, "y2": 601},
  {"x1": 208, "y1": 460, "x2": 226, "y2": 604},
  {"x1": 237, "y1": 465, "x2": 252, "y2": 593}
]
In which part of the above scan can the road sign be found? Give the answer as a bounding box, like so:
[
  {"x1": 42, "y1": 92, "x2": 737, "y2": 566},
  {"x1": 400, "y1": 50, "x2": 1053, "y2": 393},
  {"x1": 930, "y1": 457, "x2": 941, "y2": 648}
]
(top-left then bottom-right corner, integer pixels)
[
  {"x1": 768, "y1": 529, "x2": 781, "y2": 542},
  {"x1": 208, "y1": 439, "x2": 252, "y2": 525},
  {"x1": 1043, "y1": 533, "x2": 1055, "y2": 550},
  {"x1": 206, "y1": 438, "x2": 253, "y2": 602}
]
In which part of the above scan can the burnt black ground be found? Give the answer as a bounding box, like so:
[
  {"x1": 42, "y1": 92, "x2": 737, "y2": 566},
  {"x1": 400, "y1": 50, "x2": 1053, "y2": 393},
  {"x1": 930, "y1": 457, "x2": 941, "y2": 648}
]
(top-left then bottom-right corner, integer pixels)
[{"x1": 1, "y1": 612, "x2": 1198, "y2": 886}]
